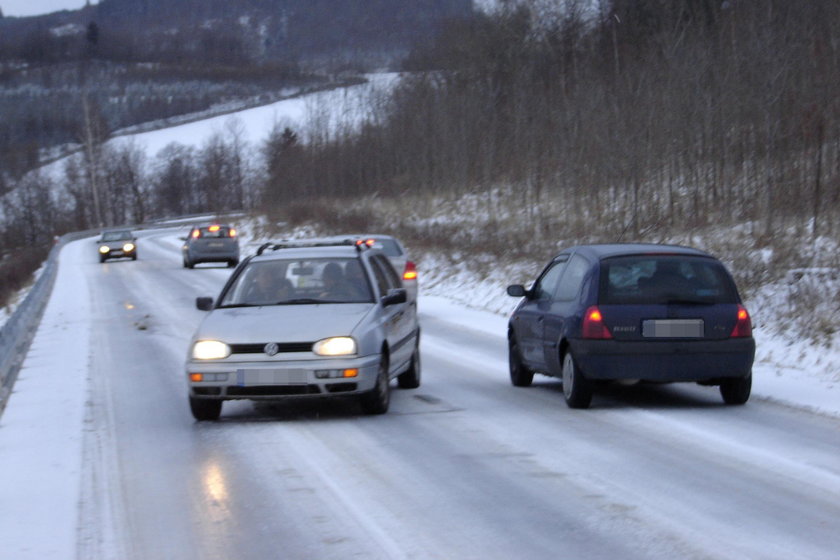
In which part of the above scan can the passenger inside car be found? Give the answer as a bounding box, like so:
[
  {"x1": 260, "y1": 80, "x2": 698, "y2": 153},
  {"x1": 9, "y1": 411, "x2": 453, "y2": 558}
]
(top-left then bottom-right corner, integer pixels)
[{"x1": 244, "y1": 265, "x2": 293, "y2": 304}]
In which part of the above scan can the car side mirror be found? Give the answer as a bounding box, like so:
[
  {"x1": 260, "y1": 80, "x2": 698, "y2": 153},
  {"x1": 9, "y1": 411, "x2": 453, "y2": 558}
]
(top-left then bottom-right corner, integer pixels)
[
  {"x1": 506, "y1": 284, "x2": 529, "y2": 298},
  {"x1": 382, "y1": 288, "x2": 407, "y2": 307},
  {"x1": 196, "y1": 297, "x2": 214, "y2": 311}
]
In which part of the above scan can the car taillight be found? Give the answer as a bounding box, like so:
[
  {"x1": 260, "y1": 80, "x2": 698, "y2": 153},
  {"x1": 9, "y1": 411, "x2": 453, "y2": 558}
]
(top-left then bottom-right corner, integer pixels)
[
  {"x1": 730, "y1": 305, "x2": 753, "y2": 338},
  {"x1": 582, "y1": 306, "x2": 612, "y2": 339},
  {"x1": 191, "y1": 230, "x2": 200, "y2": 238},
  {"x1": 229, "y1": 228, "x2": 237, "y2": 238},
  {"x1": 403, "y1": 261, "x2": 418, "y2": 281}
]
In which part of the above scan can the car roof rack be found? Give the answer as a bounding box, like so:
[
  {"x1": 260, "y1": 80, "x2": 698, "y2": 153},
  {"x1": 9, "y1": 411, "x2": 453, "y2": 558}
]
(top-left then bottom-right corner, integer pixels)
[{"x1": 255, "y1": 238, "x2": 371, "y2": 256}]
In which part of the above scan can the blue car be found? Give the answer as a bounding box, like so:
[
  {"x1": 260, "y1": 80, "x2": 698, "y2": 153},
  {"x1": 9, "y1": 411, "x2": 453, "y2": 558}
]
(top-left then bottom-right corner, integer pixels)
[{"x1": 506, "y1": 244, "x2": 755, "y2": 408}]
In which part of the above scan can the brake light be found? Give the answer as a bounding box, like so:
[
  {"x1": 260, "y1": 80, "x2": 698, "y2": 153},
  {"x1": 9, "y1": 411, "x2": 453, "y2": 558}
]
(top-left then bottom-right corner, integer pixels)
[
  {"x1": 403, "y1": 261, "x2": 418, "y2": 281},
  {"x1": 582, "y1": 306, "x2": 612, "y2": 339},
  {"x1": 229, "y1": 228, "x2": 237, "y2": 238},
  {"x1": 209, "y1": 225, "x2": 220, "y2": 232},
  {"x1": 730, "y1": 305, "x2": 753, "y2": 338},
  {"x1": 191, "y1": 229, "x2": 200, "y2": 238}
]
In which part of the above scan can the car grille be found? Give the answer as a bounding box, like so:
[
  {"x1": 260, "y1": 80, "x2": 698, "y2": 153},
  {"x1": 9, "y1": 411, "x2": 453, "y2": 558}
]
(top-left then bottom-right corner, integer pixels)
[
  {"x1": 230, "y1": 342, "x2": 314, "y2": 354},
  {"x1": 227, "y1": 385, "x2": 321, "y2": 396}
]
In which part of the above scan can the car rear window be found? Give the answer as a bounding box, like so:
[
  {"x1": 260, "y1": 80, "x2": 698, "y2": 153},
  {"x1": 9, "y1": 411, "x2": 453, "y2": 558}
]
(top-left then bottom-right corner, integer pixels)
[
  {"x1": 197, "y1": 227, "x2": 233, "y2": 238},
  {"x1": 598, "y1": 255, "x2": 738, "y2": 305},
  {"x1": 367, "y1": 238, "x2": 403, "y2": 257}
]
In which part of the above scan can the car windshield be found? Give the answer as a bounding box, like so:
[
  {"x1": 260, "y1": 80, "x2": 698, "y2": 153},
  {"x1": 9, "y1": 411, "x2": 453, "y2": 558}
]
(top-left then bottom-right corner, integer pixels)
[
  {"x1": 598, "y1": 255, "x2": 738, "y2": 305},
  {"x1": 101, "y1": 231, "x2": 132, "y2": 241},
  {"x1": 219, "y1": 257, "x2": 374, "y2": 307}
]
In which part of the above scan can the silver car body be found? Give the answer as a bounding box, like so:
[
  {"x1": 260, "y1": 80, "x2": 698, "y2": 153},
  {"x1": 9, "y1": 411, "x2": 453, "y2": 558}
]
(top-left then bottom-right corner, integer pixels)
[
  {"x1": 182, "y1": 224, "x2": 240, "y2": 268},
  {"x1": 97, "y1": 230, "x2": 137, "y2": 262},
  {"x1": 185, "y1": 241, "x2": 420, "y2": 418}
]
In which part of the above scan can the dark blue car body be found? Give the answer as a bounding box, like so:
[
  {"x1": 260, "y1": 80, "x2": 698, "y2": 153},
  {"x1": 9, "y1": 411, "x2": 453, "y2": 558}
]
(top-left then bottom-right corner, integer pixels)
[{"x1": 507, "y1": 244, "x2": 755, "y2": 408}]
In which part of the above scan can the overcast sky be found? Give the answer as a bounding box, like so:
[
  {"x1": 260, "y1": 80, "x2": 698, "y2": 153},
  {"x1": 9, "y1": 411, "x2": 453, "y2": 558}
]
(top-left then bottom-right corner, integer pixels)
[{"x1": 1, "y1": 0, "x2": 94, "y2": 18}]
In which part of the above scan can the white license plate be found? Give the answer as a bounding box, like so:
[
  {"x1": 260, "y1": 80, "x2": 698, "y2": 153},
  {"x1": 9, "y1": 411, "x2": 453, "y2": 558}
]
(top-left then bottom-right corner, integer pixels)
[
  {"x1": 642, "y1": 319, "x2": 704, "y2": 338},
  {"x1": 236, "y1": 369, "x2": 307, "y2": 385}
]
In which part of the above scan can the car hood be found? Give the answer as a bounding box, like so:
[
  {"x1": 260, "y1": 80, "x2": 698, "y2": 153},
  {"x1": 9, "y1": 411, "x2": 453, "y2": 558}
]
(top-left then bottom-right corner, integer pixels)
[{"x1": 194, "y1": 303, "x2": 375, "y2": 343}]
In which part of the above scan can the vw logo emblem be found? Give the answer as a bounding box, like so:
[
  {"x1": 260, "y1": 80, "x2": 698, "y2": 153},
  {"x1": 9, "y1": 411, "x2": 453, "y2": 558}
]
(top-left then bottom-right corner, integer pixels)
[{"x1": 264, "y1": 342, "x2": 279, "y2": 356}]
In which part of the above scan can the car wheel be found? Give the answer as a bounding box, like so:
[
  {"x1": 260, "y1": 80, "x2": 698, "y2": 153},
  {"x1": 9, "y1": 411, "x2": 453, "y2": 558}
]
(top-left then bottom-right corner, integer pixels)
[
  {"x1": 398, "y1": 344, "x2": 421, "y2": 389},
  {"x1": 132, "y1": 254, "x2": 137, "y2": 261},
  {"x1": 720, "y1": 372, "x2": 751, "y2": 405},
  {"x1": 361, "y1": 356, "x2": 390, "y2": 414},
  {"x1": 189, "y1": 397, "x2": 222, "y2": 421},
  {"x1": 509, "y1": 337, "x2": 534, "y2": 387},
  {"x1": 562, "y1": 351, "x2": 592, "y2": 409}
]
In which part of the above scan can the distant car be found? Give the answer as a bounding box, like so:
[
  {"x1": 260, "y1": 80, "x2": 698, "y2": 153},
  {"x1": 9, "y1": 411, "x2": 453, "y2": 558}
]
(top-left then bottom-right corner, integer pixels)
[
  {"x1": 321, "y1": 234, "x2": 418, "y2": 302},
  {"x1": 182, "y1": 224, "x2": 239, "y2": 268},
  {"x1": 506, "y1": 244, "x2": 755, "y2": 409},
  {"x1": 185, "y1": 238, "x2": 421, "y2": 421},
  {"x1": 97, "y1": 230, "x2": 137, "y2": 263}
]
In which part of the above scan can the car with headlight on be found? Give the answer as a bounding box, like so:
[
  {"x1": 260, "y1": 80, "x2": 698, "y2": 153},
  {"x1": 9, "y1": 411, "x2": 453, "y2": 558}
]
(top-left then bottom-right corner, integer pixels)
[
  {"x1": 96, "y1": 230, "x2": 137, "y2": 263},
  {"x1": 185, "y1": 238, "x2": 421, "y2": 420},
  {"x1": 182, "y1": 224, "x2": 239, "y2": 268},
  {"x1": 506, "y1": 244, "x2": 755, "y2": 409}
]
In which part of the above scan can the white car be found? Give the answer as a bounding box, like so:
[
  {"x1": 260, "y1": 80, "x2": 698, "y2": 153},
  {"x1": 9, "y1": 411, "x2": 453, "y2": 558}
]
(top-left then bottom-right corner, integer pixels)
[{"x1": 185, "y1": 238, "x2": 421, "y2": 420}]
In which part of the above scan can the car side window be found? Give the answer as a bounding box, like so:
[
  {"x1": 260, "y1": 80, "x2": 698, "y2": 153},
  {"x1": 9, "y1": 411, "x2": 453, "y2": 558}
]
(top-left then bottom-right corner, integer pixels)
[
  {"x1": 554, "y1": 255, "x2": 589, "y2": 301},
  {"x1": 368, "y1": 257, "x2": 392, "y2": 297},
  {"x1": 373, "y1": 254, "x2": 402, "y2": 289},
  {"x1": 533, "y1": 257, "x2": 568, "y2": 301}
]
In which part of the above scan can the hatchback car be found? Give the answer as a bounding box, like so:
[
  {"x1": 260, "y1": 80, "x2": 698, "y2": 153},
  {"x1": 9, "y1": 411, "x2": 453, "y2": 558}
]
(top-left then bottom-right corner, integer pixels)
[
  {"x1": 320, "y1": 234, "x2": 418, "y2": 302},
  {"x1": 185, "y1": 238, "x2": 421, "y2": 420},
  {"x1": 182, "y1": 224, "x2": 239, "y2": 268},
  {"x1": 506, "y1": 244, "x2": 755, "y2": 408},
  {"x1": 96, "y1": 230, "x2": 137, "y2": 263}
]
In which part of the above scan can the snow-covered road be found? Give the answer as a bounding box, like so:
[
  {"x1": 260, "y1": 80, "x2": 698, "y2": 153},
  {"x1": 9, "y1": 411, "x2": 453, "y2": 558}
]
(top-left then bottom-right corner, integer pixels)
[{"x1": 1, "y1": 229, "x2": 839, "y2": 559}]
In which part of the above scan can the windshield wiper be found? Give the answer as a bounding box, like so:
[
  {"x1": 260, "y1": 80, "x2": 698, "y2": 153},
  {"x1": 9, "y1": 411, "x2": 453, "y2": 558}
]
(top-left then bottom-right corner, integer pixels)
[{"x1": 217, "y1": 303, "x2": 264, "y2": 309}]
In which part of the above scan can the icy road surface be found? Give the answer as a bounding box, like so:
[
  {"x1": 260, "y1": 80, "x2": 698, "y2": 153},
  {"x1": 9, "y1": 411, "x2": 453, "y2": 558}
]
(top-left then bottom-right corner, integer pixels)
[{"x1": 1, "y1": 230, "x2": 839, "y2": 559}]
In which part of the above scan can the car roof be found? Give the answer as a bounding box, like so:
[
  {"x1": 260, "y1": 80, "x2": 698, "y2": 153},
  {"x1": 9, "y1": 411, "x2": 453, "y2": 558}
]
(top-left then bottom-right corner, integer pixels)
[
  {"x1": 250, "y1": 241, "x2": 366, "y2": 262},
  {"x1": 558, "y1": 243, "x2": 714, "y2": 261}
]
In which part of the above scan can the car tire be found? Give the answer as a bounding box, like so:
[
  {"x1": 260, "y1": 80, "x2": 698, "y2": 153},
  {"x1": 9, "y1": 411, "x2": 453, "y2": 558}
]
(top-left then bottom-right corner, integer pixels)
[
  {"x1": 190, "y1": 397, "x2": 222, "y2": 421},
  {"x1": 360, "y1": 356, "x2": 390, "y2": 414},
  {"x1": 398, "y1": 344, "x2": 421, "y2": 389},
  {"x1": 562, "y1": 351, "x2": 592, "y2": 409},
  {"x1": 509, "y1": 337, "x2": 534, "y2": 387},
  {"x1": 132, "y1": 254, "x2": 137, "y2": 261},
  {"x1": 720, "y1": 372, "x2": 751, "y2": 405}
]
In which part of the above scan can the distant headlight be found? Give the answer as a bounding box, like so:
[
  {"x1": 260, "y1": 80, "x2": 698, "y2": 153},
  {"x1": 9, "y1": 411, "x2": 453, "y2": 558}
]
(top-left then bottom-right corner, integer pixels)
[
  {"x1": 123, "y1": 243, "x2": 135, "y2": 252},
  {"x1": 99, "y1": 245, "x2": 110, "y2": 254},
  {"x1": 192, "y1": 340, "x2": 231, "y2": 360},
  {"x1": 313, "y1": 337, "x2": 356, "y2": 356}
]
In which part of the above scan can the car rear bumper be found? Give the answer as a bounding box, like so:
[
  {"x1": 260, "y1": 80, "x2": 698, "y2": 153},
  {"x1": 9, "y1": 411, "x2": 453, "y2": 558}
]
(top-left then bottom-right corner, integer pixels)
[
  {"x1": 186, "y1": 355, "x2": 380, "y2": 400},
  {"x1": 570, "y1": 338, "x2": 755, "y2": 382}
]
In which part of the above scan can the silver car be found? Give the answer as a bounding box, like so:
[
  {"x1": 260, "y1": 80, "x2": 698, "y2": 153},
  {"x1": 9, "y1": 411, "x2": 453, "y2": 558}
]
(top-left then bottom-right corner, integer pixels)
[
  {"x1": 185, "y1": 239, "x2": 421, "y2": 420},
  {"x1": 182, "y1": 224, "x2": 240, "y2": 268},
  {"x1": 97, "y1": 230, "x2": 137, "y2": 263},
  {"x1": 320, "y1": 234, "x2": 418, "y2": 302}
]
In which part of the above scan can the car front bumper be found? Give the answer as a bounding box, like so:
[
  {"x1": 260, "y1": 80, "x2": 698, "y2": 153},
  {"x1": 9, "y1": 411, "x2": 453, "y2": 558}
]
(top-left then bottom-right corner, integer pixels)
[
  {"x1": 186, "y1": 354, "x2": 381, "y2": 400},
  {"x1": 570, "y1": 338, "x2": 755, "y2": 382}
]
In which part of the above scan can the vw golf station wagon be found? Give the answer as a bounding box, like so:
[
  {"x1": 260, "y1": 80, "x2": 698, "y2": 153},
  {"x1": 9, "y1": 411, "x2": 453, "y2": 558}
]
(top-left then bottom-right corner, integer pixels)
[
  {"x1": 186, "y1": 238, "x2": 421, "y2": 420},
  {"x1": 507, "y1": 244, "x2": 755, "y2": 408}
]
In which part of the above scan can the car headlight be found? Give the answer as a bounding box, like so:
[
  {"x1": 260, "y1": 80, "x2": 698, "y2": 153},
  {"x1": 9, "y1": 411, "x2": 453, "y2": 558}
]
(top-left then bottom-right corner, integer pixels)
[
  {"x1": 312, "y1": 337, "x2": 356, "y2": 356},
  {"x1": 99, "y1": 245, "x2": 110, "y2": 254},
  {"x1": 192, "y1": 340, "x2": 231, "y2": 360},
  {"x1": 123, "y1": 243, "x2": 135, "y2": 252}
]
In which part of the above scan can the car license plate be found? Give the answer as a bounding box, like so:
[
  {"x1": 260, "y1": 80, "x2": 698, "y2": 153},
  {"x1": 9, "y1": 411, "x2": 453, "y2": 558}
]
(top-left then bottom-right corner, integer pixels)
[
  {"x1": 236, "y1": 369, "x2": 307, "y2": 385},
  {"x1": 208, "y1": 242, "x2": 224, "y2": 248},
  {"x1": 642, "y1": 319, "x2": 704, "y2": 338}
]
